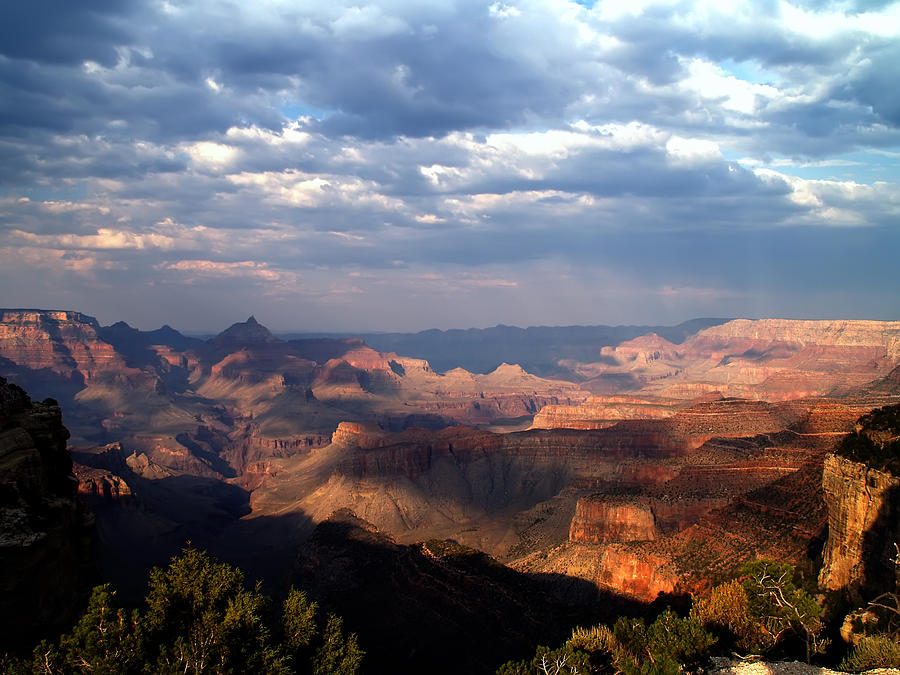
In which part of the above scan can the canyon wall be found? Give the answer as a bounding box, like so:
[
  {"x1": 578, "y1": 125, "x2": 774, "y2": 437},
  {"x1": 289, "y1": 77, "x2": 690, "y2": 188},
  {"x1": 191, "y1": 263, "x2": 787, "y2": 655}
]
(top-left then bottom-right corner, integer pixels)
[
  {"x1": 694, "y1": 319, "x2": 900, "y2": 356},
  {"x1": 561, "y1": 318, "x2": 900, "y2": 402},
  {"x1": 819, "y1": 454, "x2": 900, "y2": 593},
  {"x1": 0, "y1": 376, "x2": 94, "y2": 652}
]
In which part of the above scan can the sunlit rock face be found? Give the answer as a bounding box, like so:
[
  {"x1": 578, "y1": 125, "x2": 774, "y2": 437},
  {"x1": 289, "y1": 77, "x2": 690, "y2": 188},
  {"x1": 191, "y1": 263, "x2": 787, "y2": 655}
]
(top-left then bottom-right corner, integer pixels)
[
  {"x1": 531, "y1": 395, "x2": 680, "y2": 430},
  {"x1": 819, "y1": 454, "x2": 900, "y2": 593},
  {"x1": 569, "y1": 495, "x2": 659, "y2": 544},
  {"x1": 0, "y1": 376, "x2": 94, "y2": 652},
  {"x1": 0, "y1": 309, "x2": 127, "y2": 381},
  {"x1": 563, "y1": 318, "x2": 900, "y2": 402}
]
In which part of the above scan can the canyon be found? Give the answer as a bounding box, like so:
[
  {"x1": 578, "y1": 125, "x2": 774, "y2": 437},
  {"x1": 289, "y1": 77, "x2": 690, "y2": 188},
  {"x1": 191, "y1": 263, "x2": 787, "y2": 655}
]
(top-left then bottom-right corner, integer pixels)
[{"x1": 2, "y1": 308, "x2": 900, "y2": 667}]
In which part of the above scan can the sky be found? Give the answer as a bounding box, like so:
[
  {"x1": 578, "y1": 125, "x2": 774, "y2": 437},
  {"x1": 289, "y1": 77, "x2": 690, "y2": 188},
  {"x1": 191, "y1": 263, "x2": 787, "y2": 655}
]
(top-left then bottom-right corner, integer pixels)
[{"x1": 1, "y1": 0, "x2": 899, "y2": 332}]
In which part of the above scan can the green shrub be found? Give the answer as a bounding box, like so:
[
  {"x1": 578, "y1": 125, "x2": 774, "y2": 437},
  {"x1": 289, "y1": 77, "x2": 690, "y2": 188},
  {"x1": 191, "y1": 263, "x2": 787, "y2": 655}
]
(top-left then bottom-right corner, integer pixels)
[
  {"x1": 692, "y1": 578, "x2": 767, "y2": 654},
  {"x1": 840, "y1": 635, "x2": 900, "y2": 672},
  {"x1": 565, "y1": 625, "x2": 613, "y2": 654},
  {"x1": 496, "y1": 644, "x2": 593, "y2": 675},
  {"x1": 2, "y1": 547, "x2": 363, "y2": 675},
  {"x1": 141, "y1": 546, "x2": 288, "y2": 674},
  {"x1": 610, "y1": 609, "x2": 716, "y2": 675},
  {"x1": 740, "y1": 559, "x2": 824, "y2": 662}
]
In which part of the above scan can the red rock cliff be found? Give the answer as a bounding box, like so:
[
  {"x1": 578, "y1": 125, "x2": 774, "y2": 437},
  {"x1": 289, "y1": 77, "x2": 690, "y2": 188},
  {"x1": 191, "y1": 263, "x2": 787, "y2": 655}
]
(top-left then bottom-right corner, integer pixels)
[
  {"x1": 569, "y1": 495, "x2": 659, "y2": 543},
  {"x1": 819, "y1": 453, "x2": 900, "y2": 593},
  {"x1": 0, "y1": 309, "x2": 126, "y2": 380}
]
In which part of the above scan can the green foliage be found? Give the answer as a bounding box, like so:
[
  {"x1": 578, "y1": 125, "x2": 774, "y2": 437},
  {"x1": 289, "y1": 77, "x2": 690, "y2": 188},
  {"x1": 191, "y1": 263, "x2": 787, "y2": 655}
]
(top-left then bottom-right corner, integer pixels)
[
  {"x1": 496, "y1": 645, "x2": 593, "y2": 675},
  {"x1": 609, "y1": 609, "x2": 715, "y2": 675},
  {"x1": 498, "y1": 608, "x2": 715, "y2": 675},
  {"x1": 691, "y1": 578, "x2": 767, "y2": 653},
  {"x1": 740, "y1": 559, "x2": 824, "y2": 662},
  {"x1": 58, "y1": 585, "x2": 141, "y2": 674},
  {"x1": 141, "y1": 546, "x2": 288, "y2": 674},
  {"x1": 8, "y1": 587, "x2": 142, "y2": 675},
  {"x1": 278, "y1": 589, "x2": 362, "y2": 675},
  {"x1": 838, "y1": 543, "x2": 900, "y2": 671},
  {"x1": 565, "y1": 625, "x2": 612, "y2": 654},
  {"x1": 836, "y1": 403, "x2": 900, "y2": 476},
  {"x1": 501, "y1": 561, "x2": 833, "y2": 675},
  {"x1": 311, "y1": 616, "x2": 363, "y2": 675},
  {"x1": 497, "y1": 626, "x2": 611, "y2": 675},
  {"x1": 2, "y1": 547, "x2": 362, "y2": 675},
  {"x1": 282, "y1": 589, "x2": 319, "y2": 653},
  {"x1": 840, "y1": 635, "x2": 900, "y2": 672}
]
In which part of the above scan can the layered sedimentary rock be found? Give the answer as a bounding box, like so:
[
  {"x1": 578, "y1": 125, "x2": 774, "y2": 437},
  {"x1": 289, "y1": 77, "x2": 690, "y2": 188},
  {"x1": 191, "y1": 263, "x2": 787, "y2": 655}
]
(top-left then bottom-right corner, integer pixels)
[
  {"x1": 569, "y1": 496, "x2": 659, "y2": 543},
  {"x1": 74, "y1": 463, "x2": 133, "y2": 500},
  {"x1": 0, "y1": 377, "x2": 94, "y2": 651},
  {"x1": 819, "y1": 454, "x2": 900, "y2": 592},
  {"x1": 508, "y1": 396, "x2": 872, "y2": 601},
  {"x1": 695, "y1": 319, "x2": 900, "y2": 356},
  {"x1": 0, "y1": 310, "x2": 124, "y2": 380},
  {"x1": 0, "y1": 311, "x2": 591, "y2": 478},
  {"x1": 249, "y1": 394, "x2": 871, "y2": 606},
  {"x1": 863, "y1": 363, "x2": 900, "y2": 396},
  {"x1": 531, "y1": 395, "x2": 680, "y2": 429},
  {"x1": 565, "y1": 318, "x2": 900, "y2": 401},
  {"x1": 6, "y1": 310, "x2": 900, "y2": 612}
]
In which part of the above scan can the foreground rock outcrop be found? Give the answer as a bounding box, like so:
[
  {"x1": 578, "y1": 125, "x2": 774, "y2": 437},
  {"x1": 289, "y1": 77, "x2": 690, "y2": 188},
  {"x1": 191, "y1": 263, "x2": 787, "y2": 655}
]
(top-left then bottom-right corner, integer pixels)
[
  {"x1": 819, "y1": 454, "x2": 899, "y2": 593},
  {"x1": 0, "y1": 377, "x2": 94, "y2": 652},
  {"x1": 818, "y1": 404, "x2": 900, "y2": 594}
]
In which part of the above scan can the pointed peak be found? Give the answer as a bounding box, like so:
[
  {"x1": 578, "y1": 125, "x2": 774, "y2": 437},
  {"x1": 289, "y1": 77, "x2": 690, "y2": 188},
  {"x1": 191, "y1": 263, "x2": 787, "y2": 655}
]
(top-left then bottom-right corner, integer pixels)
[
  {"x1": 488, "y1": 362, "x2": 529, "y2": 377},
  {"x1": 212, "y1": 316, "x2": 280, "y2": 345}
]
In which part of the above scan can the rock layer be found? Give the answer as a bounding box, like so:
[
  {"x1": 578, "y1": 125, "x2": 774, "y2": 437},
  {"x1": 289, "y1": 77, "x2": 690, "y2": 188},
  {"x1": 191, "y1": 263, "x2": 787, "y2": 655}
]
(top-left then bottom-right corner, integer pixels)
[
  {"x1": 569, "y1": 496, "x2": 659, "y2": 543},
  {"x1": 565, "y1": 318, "x2": 900, "y2": 401}
]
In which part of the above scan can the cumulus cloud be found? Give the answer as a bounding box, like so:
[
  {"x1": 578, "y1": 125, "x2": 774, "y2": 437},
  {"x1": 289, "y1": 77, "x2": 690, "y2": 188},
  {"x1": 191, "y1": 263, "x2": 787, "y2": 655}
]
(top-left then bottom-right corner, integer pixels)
[{"x1": 0, "y1": 0, "x2": 897, "y2": 330}]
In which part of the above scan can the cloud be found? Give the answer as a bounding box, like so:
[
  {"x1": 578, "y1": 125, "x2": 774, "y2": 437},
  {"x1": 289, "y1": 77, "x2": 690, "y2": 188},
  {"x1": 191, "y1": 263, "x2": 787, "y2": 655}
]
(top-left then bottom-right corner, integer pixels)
[{"x1": 0, "y1": 0, "x2": 898, "y2": 330}]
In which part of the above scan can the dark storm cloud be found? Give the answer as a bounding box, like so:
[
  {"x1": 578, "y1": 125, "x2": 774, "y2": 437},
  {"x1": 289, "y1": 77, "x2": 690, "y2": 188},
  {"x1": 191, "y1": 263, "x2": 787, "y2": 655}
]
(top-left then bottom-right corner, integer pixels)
[
  {"x1": 2, "y1": 0, "x2": 898, "y2": 161},
  {"x1": 0, "y1": 0, "x2": 138, "y2": 66},
  {"x1": 143, "y1": 0, "x2": 591, "y2": 140}
]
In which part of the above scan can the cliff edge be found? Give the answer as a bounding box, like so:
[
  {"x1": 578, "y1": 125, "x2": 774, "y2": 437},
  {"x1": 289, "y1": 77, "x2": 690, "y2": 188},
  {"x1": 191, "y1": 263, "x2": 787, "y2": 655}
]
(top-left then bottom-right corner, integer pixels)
[
  {"x1": 0, "y1": 376, "x2": 94, "y2": 653},
  {"x1": 819, "y1": 404, "x2": 900, "y2": 594}
]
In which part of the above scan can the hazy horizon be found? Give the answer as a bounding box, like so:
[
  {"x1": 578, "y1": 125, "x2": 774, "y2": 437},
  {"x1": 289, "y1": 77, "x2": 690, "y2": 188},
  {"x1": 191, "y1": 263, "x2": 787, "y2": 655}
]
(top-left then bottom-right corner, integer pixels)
[
  {"x1": 8, "y1": 306, "x2": 900, "y2": 337},
  {"x1": 2, "y1": 1, "x2": 898, "y2": 332}
]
